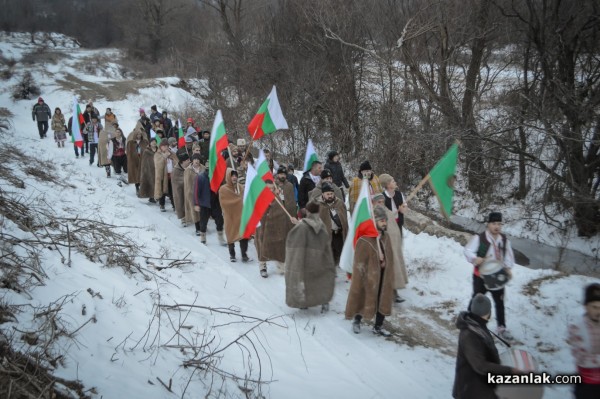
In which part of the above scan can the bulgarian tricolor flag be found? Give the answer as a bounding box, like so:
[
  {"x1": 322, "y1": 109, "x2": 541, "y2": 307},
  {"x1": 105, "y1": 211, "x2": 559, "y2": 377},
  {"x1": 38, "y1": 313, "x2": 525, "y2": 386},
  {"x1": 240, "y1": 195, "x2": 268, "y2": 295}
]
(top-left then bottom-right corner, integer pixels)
[
  {"x1": 256, "y1": 149, "x2": 274, "y2": 182},
  {"x1": 339, "y1": 179, "x2": 380, "y2": 274},
  {"x1": 70, "y1": 97, "x2": 83, "y2": 148},
  {"x1": 177, "y1": 119, "x2": 185, "y2": 148},
  {"x1": 303, "y1": 139, "x2": 319, "y2": 171},
  {"x1": 150, "y1": 128, "x2": 160, "y2": 146},
  {"x1": 247, "y1": 85, "x2": 288, "y2": 140},
  {"x1": 208, "y1": 110, "x2": 229, "y2": 193},
  {"x1": 239, "y1": 164, "x2": 275, "y2": 239}
]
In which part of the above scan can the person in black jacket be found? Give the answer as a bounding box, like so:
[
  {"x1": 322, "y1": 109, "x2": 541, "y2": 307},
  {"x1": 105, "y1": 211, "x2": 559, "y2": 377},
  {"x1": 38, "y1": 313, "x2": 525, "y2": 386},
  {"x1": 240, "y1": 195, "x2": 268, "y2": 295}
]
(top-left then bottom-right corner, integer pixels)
[
  {"x1": 298, "y1": 160, "x2": 323, "y2": 212},
  {"x1": 324, "y1": 151, "x2": 349, "y2": 196},
  {"x1": 453, "y1": 294, "x2": 519, "y2": 399},
  {"x1": 32, "y1": 97, "x2": 52, "y2": 139}
]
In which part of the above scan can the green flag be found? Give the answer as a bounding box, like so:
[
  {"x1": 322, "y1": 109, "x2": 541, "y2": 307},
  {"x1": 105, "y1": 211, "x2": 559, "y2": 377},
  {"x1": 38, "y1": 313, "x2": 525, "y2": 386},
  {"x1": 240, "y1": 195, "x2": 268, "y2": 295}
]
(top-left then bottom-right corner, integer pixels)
[{"x1": 428, "y1": 143, "x2": 458, "y2": 219}]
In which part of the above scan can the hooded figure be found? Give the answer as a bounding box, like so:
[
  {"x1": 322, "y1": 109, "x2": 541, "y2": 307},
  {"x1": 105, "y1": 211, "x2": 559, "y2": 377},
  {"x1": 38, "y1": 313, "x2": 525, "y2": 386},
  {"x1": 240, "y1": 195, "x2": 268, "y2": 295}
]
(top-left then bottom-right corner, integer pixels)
[
  {"x1": 219, "y1": 168, "x2": 251, "y2": 262},
  {"x1": 285, "y1": 202, "x2": 336, "y2": 309},
  {"x1": 345, "y1": 205, "x2": 395, "y2": 336},
  {"x1": 453, "y1": 294, "x2": 514, "y2": 399},
  {"x1": 312, "y1": 184, "x2": 349, "y2": 265},
  {"x1": 138, "y1": 141, "x2": 157, "y2": 198},
  {"x1": 126, "y1": 128, "x2": 149, "y2": 189},
  {"x1": 172, "y1": 149, "x2": 190, "y2": 222},
  {"x1": 184, "y1": 154, "x2": 205, "y2": 233}
]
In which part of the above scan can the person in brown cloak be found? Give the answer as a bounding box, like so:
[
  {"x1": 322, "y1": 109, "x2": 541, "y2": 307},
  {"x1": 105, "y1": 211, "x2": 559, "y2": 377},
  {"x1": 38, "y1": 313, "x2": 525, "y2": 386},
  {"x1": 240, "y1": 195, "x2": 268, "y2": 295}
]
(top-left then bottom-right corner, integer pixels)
[
  {"x1": 219, "y1": 168, "x2": 251, "y2": 262},
  {"x1": 184, "y1": 154, "x2": 204, "y2": 236},
  {"x1": 345, "y1": 205, "x2": 395, "y2": 337},
  {"x1": 126, "y1": 127, "x2": 149, "y2": 194},
  {"x1": 138, "y1": 139, "x2": 157, "y2": 202},
  {"x1": 285, "y1": 201, "x2": 336, "y2": 312},
  {"x1": 172, "y1": 149, "x2": 191, "y2": 224}
]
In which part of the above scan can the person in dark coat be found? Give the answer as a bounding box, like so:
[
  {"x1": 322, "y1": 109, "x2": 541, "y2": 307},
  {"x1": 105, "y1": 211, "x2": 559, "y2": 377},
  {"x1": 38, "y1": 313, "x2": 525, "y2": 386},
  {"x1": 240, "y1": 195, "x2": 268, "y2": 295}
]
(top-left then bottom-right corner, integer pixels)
[
  {"x1": 324, "y1": 150, "x2": 349, "y2": 196},
  {"x1": 298, "y1": 160, "x2": 323, "y2": 211},
  {"x1": 286, "y1": 163, "x2": 299, "y2": 201},
  {"x1": 193, "y1": 164, "x2": 225, "y2": 245},
  {"x1": 379, "y1": 174, "x2": 407, "y2": 235},
  {"x1": 149, "y1": 105, "x2": 162, "y2": 123},
  {"x1": 453, "y1": 294, "x2": 519, "y2": 399},
  {"x1": 162, "y1": 111, "x2": 174, "y2": 138},
  {"x1": 32, "y1": 97, "x2": 51, "y2": 139}
]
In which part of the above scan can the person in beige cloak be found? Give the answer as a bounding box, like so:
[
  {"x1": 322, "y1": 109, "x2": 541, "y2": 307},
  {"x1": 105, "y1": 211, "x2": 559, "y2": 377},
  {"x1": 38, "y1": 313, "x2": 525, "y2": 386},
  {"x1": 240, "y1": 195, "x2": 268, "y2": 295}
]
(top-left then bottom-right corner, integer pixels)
[
  {"x1": 285, "y1": 201, "x2": 336, "y2": 312},
  {"x1": 372, "y1": 193, "x2": 408, "y2": 303},
  {"x1": 184, "y1": 154, "x2": 204, "y2": 236},
  {"x1": 154, "y1": 138, "x2": 178, "y2": 212},
  {"x1": 274, "y1": 166, "x2": 298, "y2": 217},
  {"x1": 311, "y1": 183, "x2": 348, "y2": 265},
  {"x1": 172, "y1": 149, "x2": 191, "y2": 224},
  {"x1": 345, "y1": 205, "x2": 395, "y2": 337},
  {"x1": 99, "y1": 109, "x2": 118, "y2": 177},
  {"x1": 219, "y1": 168, "x2": 251, "y2": 263},
  {"x1": 138, "y1": 139, "x2": 157, "y2": 202},
  {"x1": 51, "y1": 107, "x2": 67, "y2": 147},
  {"x1": 255, "y1": 180, "x2": 297, "y2": 278},
  {"x1": 126, "y1": 127, "x2": 149, "y2": 194}
]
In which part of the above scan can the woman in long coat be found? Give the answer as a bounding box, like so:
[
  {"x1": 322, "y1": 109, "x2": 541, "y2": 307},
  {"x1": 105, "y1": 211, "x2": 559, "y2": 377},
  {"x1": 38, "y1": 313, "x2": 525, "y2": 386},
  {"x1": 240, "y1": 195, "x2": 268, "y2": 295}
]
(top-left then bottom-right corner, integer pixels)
[
  {"x1": 138, "y1": 140, "x2": 157, "y2": 200},
  {"x1": 99, "y1": 108, "x2": 118, "y2": 171},
  {"x1": 126, "y1": 128, "x2": 149, "y2": 193},
  {"x1": 51, "y1": 107, "x2": 67, "y2": 147},
  {"x1": 184, "y1": 154, "x2": 204, "y2": 234}
]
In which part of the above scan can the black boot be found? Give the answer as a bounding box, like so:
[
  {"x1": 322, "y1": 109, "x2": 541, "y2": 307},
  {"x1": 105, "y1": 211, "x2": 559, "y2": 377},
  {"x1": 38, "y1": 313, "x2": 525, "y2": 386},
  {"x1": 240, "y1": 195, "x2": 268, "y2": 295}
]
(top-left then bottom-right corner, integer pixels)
[{"x1": 228, "y1": 243, "x2": 236, "y2": 262}]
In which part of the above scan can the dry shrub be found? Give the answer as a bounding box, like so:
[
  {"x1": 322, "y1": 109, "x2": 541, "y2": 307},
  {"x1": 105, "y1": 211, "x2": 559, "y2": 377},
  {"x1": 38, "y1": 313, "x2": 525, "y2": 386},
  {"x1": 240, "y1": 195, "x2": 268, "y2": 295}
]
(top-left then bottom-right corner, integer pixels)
[{"x1": 11, "y1": 71, "x2": 41, "y2": 100}]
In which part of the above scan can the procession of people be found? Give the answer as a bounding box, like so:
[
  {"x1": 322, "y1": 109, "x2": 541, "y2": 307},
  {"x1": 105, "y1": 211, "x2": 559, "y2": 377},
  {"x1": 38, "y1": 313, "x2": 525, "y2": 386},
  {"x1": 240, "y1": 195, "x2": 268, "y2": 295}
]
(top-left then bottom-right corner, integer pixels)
[{"x1": 34, "y1": 98, "x2": 599, "y2": 399}]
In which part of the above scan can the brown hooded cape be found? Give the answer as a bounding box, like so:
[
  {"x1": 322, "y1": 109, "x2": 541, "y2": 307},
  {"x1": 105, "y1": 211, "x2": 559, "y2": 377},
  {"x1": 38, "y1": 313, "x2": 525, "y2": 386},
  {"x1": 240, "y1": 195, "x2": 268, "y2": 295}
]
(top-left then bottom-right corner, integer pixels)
[{"x1": 219, "y1": 168, "x2": 245, "y2": 244}]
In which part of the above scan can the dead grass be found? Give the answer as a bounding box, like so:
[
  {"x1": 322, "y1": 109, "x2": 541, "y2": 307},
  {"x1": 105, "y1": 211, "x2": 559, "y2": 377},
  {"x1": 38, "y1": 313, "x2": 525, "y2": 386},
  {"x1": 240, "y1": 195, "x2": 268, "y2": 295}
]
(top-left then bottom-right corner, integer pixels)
[
  {"x1": 55, "y1": 72, "x2": 159, "y2": 102},
  {"x1": 521, "y1": 273, "x2": 566, "y2": 297}
]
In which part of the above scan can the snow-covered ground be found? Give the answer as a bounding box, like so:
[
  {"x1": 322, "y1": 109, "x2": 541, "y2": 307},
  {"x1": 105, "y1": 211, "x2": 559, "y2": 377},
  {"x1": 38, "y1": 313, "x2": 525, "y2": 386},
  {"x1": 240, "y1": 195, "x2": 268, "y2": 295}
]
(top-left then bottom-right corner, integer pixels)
[{"x1": 1, "y1": 32, "x2": 599, "y2": 398}]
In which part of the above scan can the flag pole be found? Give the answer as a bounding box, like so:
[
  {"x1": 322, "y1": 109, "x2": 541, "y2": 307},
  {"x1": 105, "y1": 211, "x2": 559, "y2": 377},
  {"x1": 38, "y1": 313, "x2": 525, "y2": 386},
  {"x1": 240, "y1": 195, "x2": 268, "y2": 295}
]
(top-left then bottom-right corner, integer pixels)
[
  {"x1": 367, "y1": 177, "x2": 385, "y2": 264},
  {"x1": 405, "y1": 174, "x2": 430, "y2": 202},
  {"x1": 241, "y1": 125, "x2": 260, "y2": 164},
  {"x1": 273, "y1": 194, "x2": 293, "y2": 219}
]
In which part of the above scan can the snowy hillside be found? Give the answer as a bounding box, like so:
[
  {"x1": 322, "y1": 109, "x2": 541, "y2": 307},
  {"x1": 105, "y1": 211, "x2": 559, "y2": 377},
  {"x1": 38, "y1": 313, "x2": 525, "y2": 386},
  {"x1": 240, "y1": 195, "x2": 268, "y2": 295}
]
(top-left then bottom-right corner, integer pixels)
[{"x1": 0, "y1": 32, "x2": 598, "y2": 398}]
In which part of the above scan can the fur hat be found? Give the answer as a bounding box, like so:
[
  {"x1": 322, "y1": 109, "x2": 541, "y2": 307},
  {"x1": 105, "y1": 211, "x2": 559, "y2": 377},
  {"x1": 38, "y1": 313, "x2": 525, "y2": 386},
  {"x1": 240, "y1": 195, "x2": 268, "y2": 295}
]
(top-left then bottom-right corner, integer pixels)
[
  {"x1": 488, "y1": 212, "x2": 502, "y2": 223},
  {"x1": 585, "y1": 283, "x2": 600, "y2": 305},
  {"x1": 321, "y1": 182, "x2": 334, "y2": 194},
  {"x1": 371, "y1": 193, "x2": 385, "y2": 202},
  {"x1": 237, "y1": 138, "x2": 247, "y2": 147},
  {"x1": 470, "y1": 293, "x2": 492, "y2": 318},
  {"x1": 359, "y1": 160, "x2": 372, "y2": 172},
  {"x1": 276, "y1": 165, "x2": 288, "y2": 175},
  {"x1": 379, "y1": 173, "x2": 393, "y2": 189},
  {"x1": 373, "y1": 205, "x2": 387, "y2": 221},
  {"x1": 168, "y1": 137, "x2": 177, "y2": 145},
  {"x1": 327, "y1": 150, "x2": 339, "y2": 161},
  {"x1": 151, "y1": 105, "x2": 157, "y2": 110},
  {"x1": 176, "y1": 149, "x2": 190, "y2": 163},
  {"x1": 320, "y1": 169, "x2": 333, "y2": 179}
]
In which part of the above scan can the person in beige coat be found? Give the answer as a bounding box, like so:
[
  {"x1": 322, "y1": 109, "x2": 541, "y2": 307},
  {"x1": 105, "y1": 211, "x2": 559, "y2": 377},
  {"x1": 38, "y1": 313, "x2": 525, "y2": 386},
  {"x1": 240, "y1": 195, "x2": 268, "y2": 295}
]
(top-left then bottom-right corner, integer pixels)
[
  {"x1": 311, "y1": 183, "x2": 348, "y2": 265},
  {"x1": 154, "y1": 138, "x2": 177, "y2": 212},
  {"x1": 345, "y1": 205, "x2": 395, "y2": 337},
  {"x1": 219, "y1": 168, "x2": 251, "y2": 262},
  {"x1": 372, "y1": 193, "x2": 408, "y2": 303},
  {"x1": 172, "y1": 149, "x2": 191, "y2": 224},
  {"x1": 184, "y1": 154, "x2": 204, "y2": 235},
  {"x1": 126, "y1": 127, "x2": 149, "y2": 194},
  {"x1": 138, "y1": 140, "x2": 157, "y2": 201},
  {"x1": 51, "y1": 108, "x2": 67, "y2": 147}
]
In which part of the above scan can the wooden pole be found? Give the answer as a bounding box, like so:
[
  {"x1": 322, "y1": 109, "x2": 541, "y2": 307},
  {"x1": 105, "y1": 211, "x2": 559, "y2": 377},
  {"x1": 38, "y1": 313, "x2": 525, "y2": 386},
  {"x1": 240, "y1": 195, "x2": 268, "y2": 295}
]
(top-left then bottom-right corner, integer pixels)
[
  {"x1": 405, "y1": 174, "x2": 430, "y2": 202},
  {"x1": 273, "y1": 194, "x2": 293, "y2": 219},
  {"x1": 241, "y1": 125, "x2": 260, "y2": 164}
]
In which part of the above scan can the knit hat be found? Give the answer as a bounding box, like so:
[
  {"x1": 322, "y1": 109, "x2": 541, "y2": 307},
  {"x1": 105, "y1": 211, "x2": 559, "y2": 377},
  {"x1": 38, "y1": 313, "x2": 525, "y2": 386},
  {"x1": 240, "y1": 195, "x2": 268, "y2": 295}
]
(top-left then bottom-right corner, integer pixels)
[
  {"x1": 276, "y1": 165, "x2": 287, "y2": 175},
  {"x1": 159, "y1": 138, "x2": 169, "y2": 147},
  {"x1": 321, "y1": 182, "x2": 334, "y2": 194},
  {"x1": 139, "y1": 108, "x2": 145, "y2": 114},
  {"x1": 151, "y1": 105, "x2": 157, "y2": 110},
  {"x1": 327, "y1": 150, "x2": 339, "y2": 161},
  {"x1": 187, "y1": 117, "x2": 193, "y2": 123},
  {"x1": 371, "y1": 193, "x2": 385, "y2": 202},
  {"x1": 585, "y1": 283, "x2": 600, "y2": 305},
  {"x1": 379, "y1": 173, "x2": 393, "y2": 189},
  {"x1": 488, "y1": 212, "x2": 502, "y2": 223},
  {"x1": 321, "y1": 169, "x2": 332, "y2": 179},
  {"x1": 359, "y1": 160, "x2": 372, "y2": 172},
  {"x1": 470, "y1": 293, "x2": 492, "y2": 318},
  {"x1": 373, "y1": 205, "x2": 387, "y2": 221}
]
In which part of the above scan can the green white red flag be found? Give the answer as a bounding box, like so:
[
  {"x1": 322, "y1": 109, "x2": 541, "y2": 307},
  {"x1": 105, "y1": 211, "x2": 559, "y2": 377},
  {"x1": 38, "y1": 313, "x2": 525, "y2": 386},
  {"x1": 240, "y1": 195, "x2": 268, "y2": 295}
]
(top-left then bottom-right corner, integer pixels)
[
  {"x1": 247, "y1": 85, "x2": 288, "y2": 140},
  {"x1": 339, "y1": 178, "x2": 380, "y2": 274},
  {"x1": 239, "y1": 164, "x2": 275, "y2": 239},
  {"x1": 303, "y1": 139, "x2": 319, "y2": 171},
  {"x1": 177, "y1": 119, "x2": 185, "y2": 148},
  {"x1": 70, "y1": 97, "x2": 83, "y2": 148},
  {"x1": 150, "y1": 128, "x2": 160, "y2": 146},
  {"x1": 256, "y1": 149, "x2": 274, "y2": 182},
  {"x1": 208, "y1": 110, "x2": 229, "y2": 193}
]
